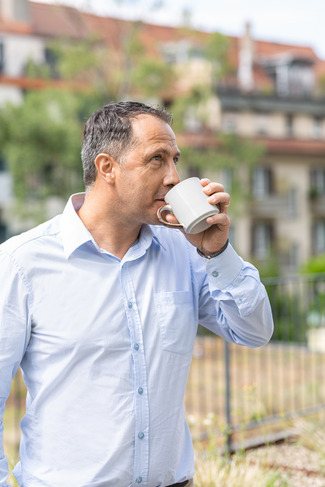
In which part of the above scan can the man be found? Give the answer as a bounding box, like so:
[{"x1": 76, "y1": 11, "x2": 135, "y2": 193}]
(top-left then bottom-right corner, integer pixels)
[{"x1": 0, "y1": 101, "x2": 273, "y2": 487}]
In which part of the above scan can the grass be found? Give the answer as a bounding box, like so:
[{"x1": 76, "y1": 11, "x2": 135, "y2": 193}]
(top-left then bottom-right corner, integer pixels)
[{"x1": 194, "y1": 450, "x2": 286, "y2": 487}]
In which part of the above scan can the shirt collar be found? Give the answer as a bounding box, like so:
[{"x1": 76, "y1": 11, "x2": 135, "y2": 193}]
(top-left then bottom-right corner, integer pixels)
[
  {"x1": 60, "y1": 193, "x2": 93, "y2": 258},
  {"x1": 60, "y1": 193, "x2": 166, "y2": 259}
]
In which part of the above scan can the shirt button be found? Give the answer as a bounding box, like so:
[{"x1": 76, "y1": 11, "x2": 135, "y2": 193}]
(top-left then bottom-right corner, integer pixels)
[
  {"x1": 128, "y1": 301, "x2": 133, "y2": 308},
  {"x1": 212, "y1": 271, "x2": 219, "y2": 277},
  {"x1": 138, "y1": 387, "x2": 143, "y2": 395},
  {"x1": 134, "y1": 343, "x2": 139, "y2": 351},
  {"x1": 136, "y1": 477, "x2": 142, "y2": 483},
  {"x1": 138, "y1": 432, "x2": 144, "y2": 439}
]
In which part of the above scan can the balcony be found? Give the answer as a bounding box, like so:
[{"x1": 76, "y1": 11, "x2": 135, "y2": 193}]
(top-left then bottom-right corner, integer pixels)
[
  {"x1": 309, "y1": 195, "x2": 325, "y2": 216},
  {"x1": 249, "y1": 194, "x2": 289, "y2": 218}
]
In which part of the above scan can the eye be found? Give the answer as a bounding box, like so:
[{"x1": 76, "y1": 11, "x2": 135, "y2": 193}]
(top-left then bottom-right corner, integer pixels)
[{"x1": 174, "y1": 157, "x2": 179, "y2": 165}]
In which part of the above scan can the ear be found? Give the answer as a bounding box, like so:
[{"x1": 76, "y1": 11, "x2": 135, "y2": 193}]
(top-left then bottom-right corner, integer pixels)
[{"x1": 94, "y1": 153, "x2": 119, "y2": 186}]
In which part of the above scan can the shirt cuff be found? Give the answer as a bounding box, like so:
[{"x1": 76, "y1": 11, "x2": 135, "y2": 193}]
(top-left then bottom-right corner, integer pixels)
[{"x1": 198, "y1": 243, "x2": 243, "y2": 290}]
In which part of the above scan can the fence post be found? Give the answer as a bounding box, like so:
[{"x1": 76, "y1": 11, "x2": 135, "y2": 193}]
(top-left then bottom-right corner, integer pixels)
[{"x1": 225, "y1": 340, "x2": 232, "y2": 454}]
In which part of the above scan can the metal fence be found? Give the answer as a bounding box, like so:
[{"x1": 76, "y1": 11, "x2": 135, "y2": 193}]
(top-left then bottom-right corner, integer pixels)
[
  {"x1": 185, "y1": 272, "x2": 325, "y2": 448},
  {"x1": 4, "y1": 273, "x2": 325, "y2": 460}
]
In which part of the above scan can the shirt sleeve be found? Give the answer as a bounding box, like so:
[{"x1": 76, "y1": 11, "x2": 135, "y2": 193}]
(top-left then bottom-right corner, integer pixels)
[
  {"x1": 189, "y1": 242, "x2": 274, "y2": 347},
  {"x1": 0, "y1": 251, "x2": 31, "y2": 487}
]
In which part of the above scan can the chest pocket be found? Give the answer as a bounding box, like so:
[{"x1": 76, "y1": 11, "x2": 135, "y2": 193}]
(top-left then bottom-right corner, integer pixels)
[{"x1": 154, "y1": 290, "x2": 198, "y2": 355}]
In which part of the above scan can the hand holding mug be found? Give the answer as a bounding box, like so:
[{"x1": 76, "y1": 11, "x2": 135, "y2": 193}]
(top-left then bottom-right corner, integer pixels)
[{"x1": 157, "y1": 177, "x2": 231, "y2": 256}]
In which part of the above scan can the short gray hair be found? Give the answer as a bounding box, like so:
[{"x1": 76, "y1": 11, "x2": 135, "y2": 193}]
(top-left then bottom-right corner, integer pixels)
[{"x1": 81, "y1": 101, "x2": 173, "y2": 189}]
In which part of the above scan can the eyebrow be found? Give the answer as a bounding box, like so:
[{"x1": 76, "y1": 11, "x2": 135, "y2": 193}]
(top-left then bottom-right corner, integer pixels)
[{"x1": 150, "y1": 148, "x2": 181, "y2": 158}]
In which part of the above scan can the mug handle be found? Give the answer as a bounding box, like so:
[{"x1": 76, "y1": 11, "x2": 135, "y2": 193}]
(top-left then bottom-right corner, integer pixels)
[{"x1": 157, "y1": 204, "x2": 184, "y2": 229}]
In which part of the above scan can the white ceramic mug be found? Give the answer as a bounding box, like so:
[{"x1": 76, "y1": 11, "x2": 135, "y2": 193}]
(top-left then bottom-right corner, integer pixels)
[{"x1": 157, "y1": 177, "x2": 219, "y2": 234}]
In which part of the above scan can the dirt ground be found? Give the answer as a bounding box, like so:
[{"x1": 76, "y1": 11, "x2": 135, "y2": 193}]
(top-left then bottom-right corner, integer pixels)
[{"x1": 246, "y1": 441, "x2": 325, "y2": 486}]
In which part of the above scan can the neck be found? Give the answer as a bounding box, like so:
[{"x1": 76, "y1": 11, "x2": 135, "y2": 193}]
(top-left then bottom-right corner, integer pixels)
[{"x1": 77, "y1": 190, "x2": 142, "y2": 260}]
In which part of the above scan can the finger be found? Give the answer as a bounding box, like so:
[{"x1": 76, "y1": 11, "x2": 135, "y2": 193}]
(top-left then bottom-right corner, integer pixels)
[
  {"x1": 200, "y1": 178, "x2": 211, "y2": 187},
  {"x1": 203, "y1": 182, "x2": 225, "y2": 195},
  {"x1": 207, "y1": 192, "x2": 230, "y2": 212},
  {"x1": 165, "y1": 212, "x2": 186, "y2": 234},
  {"x1": 206, "y1": 213, "x2": 231, "y2": 227},
  {"x1": 165, "y1": 213, "x2": 179, "y2": 224}
]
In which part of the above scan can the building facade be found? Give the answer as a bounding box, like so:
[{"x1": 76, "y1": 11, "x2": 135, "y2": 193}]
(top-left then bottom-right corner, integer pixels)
[{"x1": 0, "y1": 1, "x2": 325, "y2": 273}]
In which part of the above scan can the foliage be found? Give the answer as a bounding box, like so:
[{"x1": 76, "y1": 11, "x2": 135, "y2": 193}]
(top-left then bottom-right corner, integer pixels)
[
  {"x1": 1, "y1": 26, "x2": 175, "y2": 207},
  {"x1": 301, "y1": 253, "x2": 325, "y2": 274},
  {"x1": 252, "y1": 252, "x2": 280, "y2": 279},
  {"x1": 170, "y1": 32, "x2": 232, "y2": 132},
  {"x1": 0, "y1": 89, "x2": 86, "y2": 203},
  {"x1": 132, "y1": 58, "x2": 174, "y2": 97},
  {"x1": 203, "y1": 32, "x2": 232, "y2": 79},
  {"x1": 1, "y1": 8, "x2": 263, "y2": 217},
  {"x1": 47, "y1": 36, "x2": 101, "y2": 82}
]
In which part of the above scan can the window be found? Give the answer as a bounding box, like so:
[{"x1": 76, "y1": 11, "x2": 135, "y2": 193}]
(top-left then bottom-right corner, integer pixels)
[
  {"x1": 313, "y1": 221, "x2": 325, "y2": 255},
  {"x1": 313, "y1": 117, "x2": 323, "y2": 139},
  {"x1": 287, "y1": 187, "x2": 298, "y2": 219},
  {"x1": 256, "y1": 114, "x2": 269, "y2": 135},
  {"x1": 310, "y1": 168, "x2": 325, "y2": 195},
  {"x1": 184, "y1": 108, "x2": 202, "y2": 132},
  {"x1": 252, "y1": 222, "x2": 273, "y2": 260},
  {"x1": 0, "y1": 42, "x2": 4, "y2": 74},
  {"x1": 286, "y1": 115, "x2": 293, "y2": 137},
  {"x1": 161, "y1": 40, "x2": 191, "y2": 64},
  {"x1": 219, "y1": 168, "x2": 232, "y2": 191},
  {"x1": 13, "y1": 0, "x2": 30, "y2": 22},
  {"x1": 222, "y1": 114, "x2": 237, "y2": 134},
  {"x1": 252, "y1": 167, "x2": 273, "y2": 198}
]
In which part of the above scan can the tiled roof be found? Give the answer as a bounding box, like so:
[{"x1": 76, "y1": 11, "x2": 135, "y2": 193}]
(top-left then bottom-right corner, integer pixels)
[
  {"x1": 176, "y1": 132, "x2": 325, "y2": 156},
  {"x1": 0, "y1": 74, "x2": 88, "y2": 91},
  {"x1": 259, "y1": 138, "x2": 325, "y2": 156},
  {"x1": 19, "y1": 2, "x2": 323, "y2": 68},
  {"x1": 255, "y1": 39, "x2": 318, "y2": 60},
  {"x1": 0, "y1": 1, "x2": 324, "y2": 87}
]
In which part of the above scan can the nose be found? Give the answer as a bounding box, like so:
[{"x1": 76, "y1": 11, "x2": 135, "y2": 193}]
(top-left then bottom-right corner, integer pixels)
[{"x1": 163, "y1": 160, "x2": 180, "y2": 188}]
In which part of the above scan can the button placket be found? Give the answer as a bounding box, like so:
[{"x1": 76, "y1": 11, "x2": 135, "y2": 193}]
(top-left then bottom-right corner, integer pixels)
[{"x1": 122, "y1": 263, "x2": 149, "y2": 486}]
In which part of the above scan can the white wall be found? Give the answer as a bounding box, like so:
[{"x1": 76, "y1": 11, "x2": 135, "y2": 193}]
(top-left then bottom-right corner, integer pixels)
[
  {"x1": 295, "y1": 115, "x2": 312, "y2": 139},
  {"x1": 1, "y1": 33, "x2": 45, "y2": 77},
  {"x1": 0, "y1": 84, "x2": 22, "y2": 106}
]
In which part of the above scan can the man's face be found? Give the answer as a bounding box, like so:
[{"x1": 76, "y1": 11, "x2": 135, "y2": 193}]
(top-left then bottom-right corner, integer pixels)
[{"x1": 114, "y1": 114, "x2": 181, "y2": 226}]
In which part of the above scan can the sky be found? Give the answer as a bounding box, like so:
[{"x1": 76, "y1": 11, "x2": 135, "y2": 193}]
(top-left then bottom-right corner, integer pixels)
[{"x1": 36, "y1": 0, "x2": 325, "y2": 59}]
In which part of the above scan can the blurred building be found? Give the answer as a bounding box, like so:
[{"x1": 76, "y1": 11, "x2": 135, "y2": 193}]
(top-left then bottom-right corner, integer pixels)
[{"x1": 0, "y1": 0, "x2": 325, "y2": 272}]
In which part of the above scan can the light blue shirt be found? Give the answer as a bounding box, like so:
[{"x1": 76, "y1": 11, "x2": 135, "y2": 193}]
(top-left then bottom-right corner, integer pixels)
[{"x1": 0, "y1": 193, "x2": 273, "y2": 487}]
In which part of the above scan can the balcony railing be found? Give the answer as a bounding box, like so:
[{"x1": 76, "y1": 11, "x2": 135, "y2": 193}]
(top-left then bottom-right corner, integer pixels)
[
  {"x1": 249, "y1": 194, "x2": 289, "y2": 218},
  {"x1": 309, "y1": 195, "x2": 325, "y2": 216}
]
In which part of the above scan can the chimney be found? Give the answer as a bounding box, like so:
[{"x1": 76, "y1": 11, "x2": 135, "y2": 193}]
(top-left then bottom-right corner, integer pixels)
[{"x1": 238, "y1": 22, "x2": 255, "y2": 92}]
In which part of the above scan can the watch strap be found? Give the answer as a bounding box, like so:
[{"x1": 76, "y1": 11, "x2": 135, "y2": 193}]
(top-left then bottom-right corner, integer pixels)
[{"x1": 196, "y1": 238, "x2": 229, "y2": 260}]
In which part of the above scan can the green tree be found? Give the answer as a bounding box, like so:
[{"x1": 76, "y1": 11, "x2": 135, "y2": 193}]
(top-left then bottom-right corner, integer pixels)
[
  {"x1": 0, "y1": 10, "x2": 262, "y2": 223},
  {"x1": 0, "y1": 25, "x2": 174, "y2": 210},
  {"x1": 0, "y1": 89, "x2": 86, "y2": 206}
]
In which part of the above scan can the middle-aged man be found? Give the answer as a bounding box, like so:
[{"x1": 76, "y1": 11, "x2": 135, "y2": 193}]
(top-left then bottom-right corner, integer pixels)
[{"x1": 0, "y1": 102, "x2": 273, "y2": 487}]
